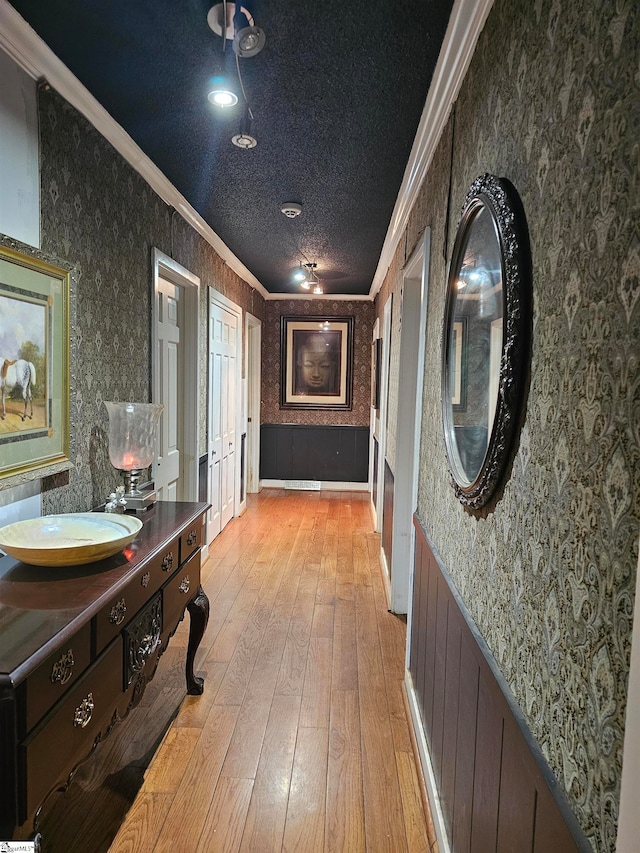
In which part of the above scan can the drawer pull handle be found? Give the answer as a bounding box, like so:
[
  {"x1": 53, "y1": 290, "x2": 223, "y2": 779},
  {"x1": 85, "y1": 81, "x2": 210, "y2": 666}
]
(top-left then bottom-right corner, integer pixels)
[
  {"x1": 187, "y1": 530, "x2": 197, "y2": 547},
  {"x1": 162, "y1": 551, "x2": 174, "y2": 572},
  {"x1": 141, "y1": 571, "x2": 150, "y2": 588},
  {"x1": 51, "y1": 649, "x2": 75, "y2": 685},
  {"x1": 73, "y1": 692, "x2": 94, "y2": 729},
  {"x1": 109, "y1": 598, "x2": 127, "y2": 625},
  {"x1": 127, "y1": 597, "x2": 162, "y2": 684},
  {"x1": 179, "y1": 576, "x2": 190, "y2": 594}
]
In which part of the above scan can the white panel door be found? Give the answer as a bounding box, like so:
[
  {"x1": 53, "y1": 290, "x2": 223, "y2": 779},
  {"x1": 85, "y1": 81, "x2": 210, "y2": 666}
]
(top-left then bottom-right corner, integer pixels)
[
  {"x1": 155, "y1": 276, "x2": 182, "y2": 501},
  {"x1": 208, "y1": 301, "x2": 238, "y2": 542}
]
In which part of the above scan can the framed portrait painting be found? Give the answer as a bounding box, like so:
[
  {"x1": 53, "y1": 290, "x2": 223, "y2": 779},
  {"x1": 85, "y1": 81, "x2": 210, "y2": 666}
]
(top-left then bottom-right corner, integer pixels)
[
  {"x1": 280, "y1": 316, "x2": 354, "y2": 409},
  {"x1": 0, "y1": 237, "x2": 73, "y2": 488}
]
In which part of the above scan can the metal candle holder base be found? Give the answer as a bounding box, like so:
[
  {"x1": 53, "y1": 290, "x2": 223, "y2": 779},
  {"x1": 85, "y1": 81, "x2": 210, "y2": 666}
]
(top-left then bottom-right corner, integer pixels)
[{"x1": 122, "y1": 469, "x2": 157, "y2": 512}]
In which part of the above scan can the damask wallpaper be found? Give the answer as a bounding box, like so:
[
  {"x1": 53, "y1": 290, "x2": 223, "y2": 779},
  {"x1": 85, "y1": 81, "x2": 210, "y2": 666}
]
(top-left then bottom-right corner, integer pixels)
[
  {"x1": 261, "y1": 300, "x2": 374, "y2": 426},
  {"x1": 37, "y1": 88, "x2": 264, "y2": 514},
  {"x1": 378, "y1": 0, "x2": 638, "y2": 849}
]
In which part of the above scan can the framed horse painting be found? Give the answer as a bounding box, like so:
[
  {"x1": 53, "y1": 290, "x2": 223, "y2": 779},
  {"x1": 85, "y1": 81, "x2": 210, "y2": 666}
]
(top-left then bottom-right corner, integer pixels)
[{"x1": 0, "y1": 235, "x2": 75, "y2": 488}]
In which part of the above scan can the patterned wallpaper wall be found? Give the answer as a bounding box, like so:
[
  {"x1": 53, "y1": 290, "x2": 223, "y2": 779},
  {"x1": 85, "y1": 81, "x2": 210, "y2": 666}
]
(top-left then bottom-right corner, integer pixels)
[
  {"x1": 261, "y1": 299, "x2": 374, "y2": 426},
  {"x1": 38, "y1": 88, "x2": 264, "y2": 514},
  {"x1": 378, "y1": 1, "x2": 638, "y2": 850}
]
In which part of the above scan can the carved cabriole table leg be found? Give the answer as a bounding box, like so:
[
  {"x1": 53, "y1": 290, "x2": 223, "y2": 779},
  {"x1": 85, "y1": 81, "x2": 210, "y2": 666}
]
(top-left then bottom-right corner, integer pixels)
[{"x1": 186, "y1": 585, "x2": 209, "y2": 694}]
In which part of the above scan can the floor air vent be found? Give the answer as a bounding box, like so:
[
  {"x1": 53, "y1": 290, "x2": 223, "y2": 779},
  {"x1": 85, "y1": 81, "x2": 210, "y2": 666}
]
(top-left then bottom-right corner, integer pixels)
[{"x1": 284, "y1": 480, "x2": 321, "y2": 491}]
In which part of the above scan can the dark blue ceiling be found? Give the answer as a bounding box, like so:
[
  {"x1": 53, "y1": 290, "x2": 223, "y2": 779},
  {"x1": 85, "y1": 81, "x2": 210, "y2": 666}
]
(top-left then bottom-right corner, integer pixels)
[{"x1": 8, "y1": 0, "x2": 454, "y2": 295}]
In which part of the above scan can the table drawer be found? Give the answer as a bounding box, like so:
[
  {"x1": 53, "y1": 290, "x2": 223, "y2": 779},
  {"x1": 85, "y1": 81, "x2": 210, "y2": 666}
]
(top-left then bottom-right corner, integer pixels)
[
  {"x1": 179, "y1": 519, "x2": 202, "y2": 565},
  {"x1": 163, "y1": 549, "x2": 201, "y2": 635},
  {"x1": 22, "y1": 622, "x2": 92, "y2": 736},
  {"x1": 21, "y1": 637, "x2": 123, "y2": 819},
  {"x1": 94, "y1": 536, "x2": 178, "y2": 653}
]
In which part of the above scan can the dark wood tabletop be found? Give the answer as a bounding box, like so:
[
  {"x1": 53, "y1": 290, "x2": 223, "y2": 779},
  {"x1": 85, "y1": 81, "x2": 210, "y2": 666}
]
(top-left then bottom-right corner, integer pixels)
[{"x1": 0, "y1": 501, "x2": 208, "y2": 683}]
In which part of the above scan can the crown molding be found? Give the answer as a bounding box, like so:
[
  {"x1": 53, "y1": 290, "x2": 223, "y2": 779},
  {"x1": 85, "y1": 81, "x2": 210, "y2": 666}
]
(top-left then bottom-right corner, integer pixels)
[
  {"x1": 0, "y1": 0, "x2": 269, "y2": 300},
  {"x1": 263, "y1": 291, "x2": 372, "y2": 302},
  {"x1": 369, "y1": 0, "x2": 494, "y2": 299}
]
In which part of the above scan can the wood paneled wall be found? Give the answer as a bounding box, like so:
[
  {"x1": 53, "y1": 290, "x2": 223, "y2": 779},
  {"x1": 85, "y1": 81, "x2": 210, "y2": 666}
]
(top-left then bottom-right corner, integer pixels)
[
  {"x1": 409, "y1": 518, "x2": 590, "y2": 853},
  {"x1": 260, "y1": 424, "x2": 369, "y2": 482}
]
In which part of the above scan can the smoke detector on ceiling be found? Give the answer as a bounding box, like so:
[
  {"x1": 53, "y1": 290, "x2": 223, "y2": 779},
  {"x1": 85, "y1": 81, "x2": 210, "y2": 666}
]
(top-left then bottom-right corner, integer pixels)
[{"x1": 281, "y1": 202, "x2": 302, "y2": 218}]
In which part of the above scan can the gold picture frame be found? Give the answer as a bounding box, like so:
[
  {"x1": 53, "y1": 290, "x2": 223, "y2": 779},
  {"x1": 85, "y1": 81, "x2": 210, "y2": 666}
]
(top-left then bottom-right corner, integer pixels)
[{"x1": 0, "y1": 236, "x2": 74, "y2": 489}]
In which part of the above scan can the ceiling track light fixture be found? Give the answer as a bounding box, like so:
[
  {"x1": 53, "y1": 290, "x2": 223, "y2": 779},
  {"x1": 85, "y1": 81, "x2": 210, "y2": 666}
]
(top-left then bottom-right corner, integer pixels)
[
  {"x1": 297, "y1": 262, "x2": 323, "y2": 294},
  {"x1": 207, "y1": 0, "x2": 239, "y2": 108},
  {"x1": 207, "y1": 1, "x2": 265, "y2": 144}
]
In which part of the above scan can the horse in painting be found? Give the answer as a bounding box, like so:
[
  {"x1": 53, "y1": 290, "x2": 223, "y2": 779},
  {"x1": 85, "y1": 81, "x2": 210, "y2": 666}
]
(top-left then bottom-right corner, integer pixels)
[{"x1": 0, "y1": 358, "x2": 36, "y2": 421}]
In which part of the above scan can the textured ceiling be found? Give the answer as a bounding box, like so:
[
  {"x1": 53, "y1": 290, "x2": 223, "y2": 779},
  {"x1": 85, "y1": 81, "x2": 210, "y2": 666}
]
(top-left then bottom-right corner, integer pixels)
[{"x1": 7, "y1": 0, "x2": 454, "y2": 296}]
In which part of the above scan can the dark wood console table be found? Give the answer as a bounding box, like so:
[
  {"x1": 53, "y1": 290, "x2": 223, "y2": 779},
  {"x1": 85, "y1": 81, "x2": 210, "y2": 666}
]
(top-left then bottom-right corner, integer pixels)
[{"x1": 0, "y1": 501, "x2": 210, "y2": 844}]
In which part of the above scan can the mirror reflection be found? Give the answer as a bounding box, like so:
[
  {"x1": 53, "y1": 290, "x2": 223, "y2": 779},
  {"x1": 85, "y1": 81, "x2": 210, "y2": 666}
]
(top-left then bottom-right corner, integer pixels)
[{"x1": 444, "y1": 201, "x2": 503, "y2": 486}]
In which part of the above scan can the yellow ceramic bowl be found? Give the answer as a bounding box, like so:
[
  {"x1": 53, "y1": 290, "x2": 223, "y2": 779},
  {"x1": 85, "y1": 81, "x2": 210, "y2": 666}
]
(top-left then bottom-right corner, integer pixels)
[{"x1": 0, "y1": 512, "x2": 143, "y2": 566}]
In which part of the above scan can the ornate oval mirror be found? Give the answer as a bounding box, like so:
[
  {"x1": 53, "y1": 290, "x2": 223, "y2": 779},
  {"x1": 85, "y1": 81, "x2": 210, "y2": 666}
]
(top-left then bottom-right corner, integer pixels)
[{"x1": 442, "y1": 174, "x2": 530, "y2": 508}]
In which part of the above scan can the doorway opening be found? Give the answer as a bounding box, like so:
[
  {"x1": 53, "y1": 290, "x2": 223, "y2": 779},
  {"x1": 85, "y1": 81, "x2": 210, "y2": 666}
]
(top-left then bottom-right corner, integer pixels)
[
  {"x1": 151, "y1": 249, "x2": 200, "y2": 503},
  {"x1": 208, "y1": 289, "x2": 242, "y2": 543},
  {"x1": 245, "y1": 313, "x2": 261, "y2": 494},
  {"x1": 391, "y1": 228, "x2": 431, "y2": 614}
]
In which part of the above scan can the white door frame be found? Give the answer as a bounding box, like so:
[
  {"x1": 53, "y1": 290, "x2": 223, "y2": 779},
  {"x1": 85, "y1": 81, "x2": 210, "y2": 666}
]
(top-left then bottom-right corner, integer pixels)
[
  {"x1": 208, "y1": 288, "x2": 243, "y2": 525},
  {"x1": 151, "y1": 248, "x2": 200, "y2": 501},
  {"x1": 369, "y1": 317, "x2": 380, "y2": 519},
  {"x1": 245, "y1": 312, "x2": 261, "y2": 494},
  {"x1": 375, "y1": 295, "x2": 393, "y2": 535},
  {"x1": 391, "y1": 229, "x2": 431, "y2": 615}
]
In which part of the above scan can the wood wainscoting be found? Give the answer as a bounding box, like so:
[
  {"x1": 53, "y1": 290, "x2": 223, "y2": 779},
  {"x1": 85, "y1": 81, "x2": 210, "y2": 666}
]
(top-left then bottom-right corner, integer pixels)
[
  {"x1": 408, "y1": 517, "x2": 590, "y2": 853},
  {"x1": 260, "y1": 424, "x2": 369, "y2": 483}
]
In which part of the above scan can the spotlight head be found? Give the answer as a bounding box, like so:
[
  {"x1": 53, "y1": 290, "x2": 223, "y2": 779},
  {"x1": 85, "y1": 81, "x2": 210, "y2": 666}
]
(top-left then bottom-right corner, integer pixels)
[
  {"x1": 208, "y1": 74, "x2": 238, "y2": 106},
  {"x1": 234, "y1": 25, "x2": 266, "y2": 57}
]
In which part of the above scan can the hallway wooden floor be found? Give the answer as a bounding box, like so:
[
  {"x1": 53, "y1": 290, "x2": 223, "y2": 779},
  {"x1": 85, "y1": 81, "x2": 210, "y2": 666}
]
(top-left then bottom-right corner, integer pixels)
[{"x1": 109, "y1": 489, "x2": 436, "y2": 852}]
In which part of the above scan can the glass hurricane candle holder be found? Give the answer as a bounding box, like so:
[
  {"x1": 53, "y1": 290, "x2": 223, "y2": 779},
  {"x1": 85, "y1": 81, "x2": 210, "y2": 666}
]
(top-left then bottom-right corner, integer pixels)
[{"x1": 104, "y1": 402, "x2": 163, "y2": 510}]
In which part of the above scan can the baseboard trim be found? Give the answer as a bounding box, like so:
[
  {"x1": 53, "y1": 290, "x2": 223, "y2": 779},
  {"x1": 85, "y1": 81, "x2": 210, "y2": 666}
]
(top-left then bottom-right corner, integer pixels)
[
  {"x1": 259, "y1": 479, "x2": 369, "y2": 492},
  {"x1": 402, "y1": 681, "x2": 439, "y2": 851},
  {"x1": 404, "y1": 669, "x2": 451, "y2": 853}
]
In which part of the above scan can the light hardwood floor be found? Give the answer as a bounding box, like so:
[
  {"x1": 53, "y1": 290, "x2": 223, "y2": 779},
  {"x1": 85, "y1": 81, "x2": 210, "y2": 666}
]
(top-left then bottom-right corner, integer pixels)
[{"x1": 108, "y1": 489, "x2": 437, "y2": 852}]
